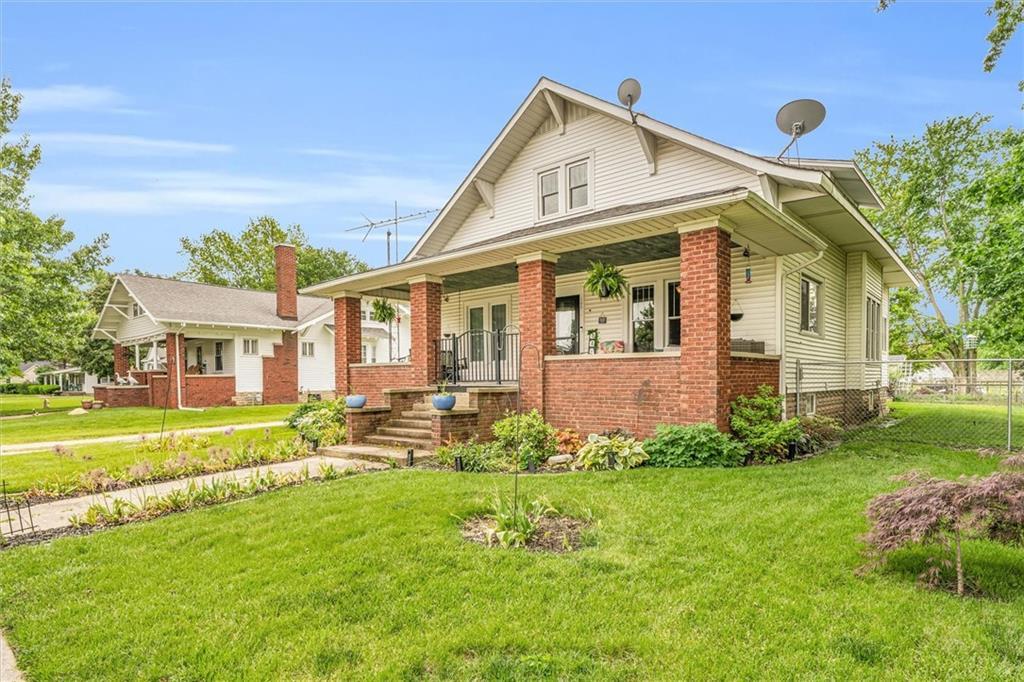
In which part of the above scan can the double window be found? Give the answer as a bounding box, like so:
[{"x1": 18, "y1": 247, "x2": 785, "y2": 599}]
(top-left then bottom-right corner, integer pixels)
[
  {"x1": 800, "y1": 276, "x2": 822, "y2": 334},
  {"x1": 866, "y1": 298, "x2": 881, "y2": 360},
  {"x1": 301, "y1": 341, "x2": 315, "y2": 358},
  {"x1": 242, "y1": 338, "x2": 259, "y2": 355},
  {"x1": 131, "y1": 303, "x2": 143, "y2": 318},
  {"x1": 536, "y1": 156, "x2": 592, "y2": 220}
]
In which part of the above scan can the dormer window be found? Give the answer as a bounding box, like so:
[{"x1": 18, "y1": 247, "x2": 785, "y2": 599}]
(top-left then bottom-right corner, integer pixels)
[{"x1": 536, "y1": 154, "x2": 593, "y2": 221}]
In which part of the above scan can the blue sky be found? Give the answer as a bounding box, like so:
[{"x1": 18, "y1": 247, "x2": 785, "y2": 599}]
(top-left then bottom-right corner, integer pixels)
[{"x1": 3, "y1": 1, "x2": 1021, "y2": 276}]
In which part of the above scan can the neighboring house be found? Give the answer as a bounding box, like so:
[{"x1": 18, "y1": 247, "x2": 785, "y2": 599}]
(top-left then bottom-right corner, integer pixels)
[
  {"x1": 358, "y1": 301, "x2": 411, "y2": 365},
  {"x1": 303, "y1": 77, "x2": 916, "y2": 448},
  {"x1": 36, "y1": 366, "x2": 104, "y2": 394},
  {"x1": 5, "y1": 361, "x2": 51, "y2": 385},
  {"x1": 92, "y1": 245, "x2": 338, "y2": 408}
]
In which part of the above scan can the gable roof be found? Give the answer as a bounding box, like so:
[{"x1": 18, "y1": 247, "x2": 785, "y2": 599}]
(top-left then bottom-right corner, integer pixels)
[
  {"x1": 113, "y1": 274, "x2": 333, "y2": 330},
  {"x1": 406, "y1": 76, "x2": 882, "y2": 260}
]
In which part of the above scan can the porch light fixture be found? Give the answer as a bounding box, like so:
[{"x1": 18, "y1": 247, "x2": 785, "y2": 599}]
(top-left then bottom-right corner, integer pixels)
[{"x1": 743, "y1": 245, "x2": 752, "y2": 284}]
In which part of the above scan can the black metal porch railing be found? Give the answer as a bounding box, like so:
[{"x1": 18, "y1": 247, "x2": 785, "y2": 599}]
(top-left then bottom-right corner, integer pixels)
[{"x1": 434, "y1": 330, "x2": 520, "y2": 385}]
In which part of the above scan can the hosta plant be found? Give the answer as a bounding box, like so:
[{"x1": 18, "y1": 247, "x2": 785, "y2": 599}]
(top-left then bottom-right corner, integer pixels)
[
  {"x1": 485, "y1": 493, "x2": 557, "y2": 549},
  {"x1": 574, "y1": 433, "x2": 648, "y2": 471}
]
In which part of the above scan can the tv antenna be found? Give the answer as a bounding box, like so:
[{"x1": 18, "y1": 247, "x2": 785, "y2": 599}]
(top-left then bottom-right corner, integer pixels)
[
  {"x1": 775, "y1": 99, "x2": 826, "y2": 162},
  {"x1": 617, "y1": 78, "x2": 642, "y2": 123},
  {"x1": 345, "y1": 202, "x2": 439, "y2": 265}
]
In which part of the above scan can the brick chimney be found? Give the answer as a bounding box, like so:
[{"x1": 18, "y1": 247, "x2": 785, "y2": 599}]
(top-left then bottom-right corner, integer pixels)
[{"x1": 274, "y1": 244, "x2": 298, "y2": 320}]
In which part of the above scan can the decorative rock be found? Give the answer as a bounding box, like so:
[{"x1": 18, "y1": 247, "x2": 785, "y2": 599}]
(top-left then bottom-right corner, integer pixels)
[
  {"x1": 545, "y1": 454, "x2": 573, "y2": 466},
  {"x1": 68, "y1": 408, "x2": 88, "y2": 416}
]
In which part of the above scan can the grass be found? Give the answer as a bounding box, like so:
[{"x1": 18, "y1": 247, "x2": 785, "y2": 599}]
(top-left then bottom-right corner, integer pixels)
[
  {"x1": 0, "y1": 403, "x2": 298, "y2": 445},
  {"x1": 852, "y1": 400, "x2": 1024, "y2": 449},
  {"x1": 0, "y1": 394, "x2": 87, "y2": 417},
  {"x1": 1, "y1": 432, "x2": 1023, "y2": 679},
  {"x1": 0, "y1": 426, "x2": 296, "y2": 494}
]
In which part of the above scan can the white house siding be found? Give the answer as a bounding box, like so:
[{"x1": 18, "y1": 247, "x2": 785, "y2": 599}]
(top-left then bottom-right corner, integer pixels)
[
  {"x1": 864, "y1": 254, "x2": 885, "y2": 387},
  {"x1": 116, "y1": 312, "x2": 165, "y2": 342},
  {"x1": 438, "y1": 253, "x2": 777, "y2": 354},
  {"x1": 440, "y1": 109, "x2": 759, "y2": 252},
  {"x1": 299, "y1": 324, "x2": 335, "y2": 392},
  {"x1": 233, "y1": 329, "x2": 284, "y2": 393},
  {"x1": 845, "y1": 252, "x2": 866, "y2": 390},
  {"x1": 782, "y1": 243, "x2": 849, "y2": 394}
]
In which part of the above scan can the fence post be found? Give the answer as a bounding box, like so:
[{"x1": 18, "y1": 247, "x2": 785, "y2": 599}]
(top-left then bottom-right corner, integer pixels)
[{"x1": 1009, "y1": 360, "x2": 1015, "y2": 451}]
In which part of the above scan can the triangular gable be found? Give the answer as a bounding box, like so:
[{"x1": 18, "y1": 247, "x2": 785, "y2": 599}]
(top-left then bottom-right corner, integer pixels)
[{"x1": 406, "y1": 77, "x2": 827, "y2": 260}]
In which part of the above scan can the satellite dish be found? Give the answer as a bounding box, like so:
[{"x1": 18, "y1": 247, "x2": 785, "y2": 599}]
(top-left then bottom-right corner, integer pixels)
[
  {"x1": 775, "y1": 99, "x2": 826, "y2": 160},
  {"x1": 617, "y1": 78, "x2": 642, "y2": 122}
]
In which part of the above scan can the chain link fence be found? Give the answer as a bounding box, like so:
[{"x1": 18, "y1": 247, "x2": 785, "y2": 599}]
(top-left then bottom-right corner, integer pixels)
[{"x1": 794, "y1": 358, "x2": 1023, "y2": 451}]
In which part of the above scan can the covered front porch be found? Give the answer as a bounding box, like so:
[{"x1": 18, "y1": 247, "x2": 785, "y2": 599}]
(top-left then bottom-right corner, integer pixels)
[{"x1": 318, "y1": 190, "x2": 823, "y2": 440}]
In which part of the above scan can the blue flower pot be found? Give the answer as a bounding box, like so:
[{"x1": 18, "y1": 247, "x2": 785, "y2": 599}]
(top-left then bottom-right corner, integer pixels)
[
  {"x1": 432, "y1": 394, "x2": 456, "y2": 411},
  {"x1": 345, "y1": 395, "x2": 367, "y2": 409}
]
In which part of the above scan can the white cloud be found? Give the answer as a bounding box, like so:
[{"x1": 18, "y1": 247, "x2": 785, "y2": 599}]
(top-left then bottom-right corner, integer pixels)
[
  {"x1": 30, "y1": 133, "x2": 233, "y2": 156},
  {"x1": 29, "y1": 169, "x2": 453, "y2": 216},
  {"x1": 18, "y1": 84, "x2": 144, "y2": 114}
]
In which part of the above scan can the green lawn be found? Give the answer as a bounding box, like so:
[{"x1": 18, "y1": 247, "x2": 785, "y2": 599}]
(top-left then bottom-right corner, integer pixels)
[
  {"x1": 1, "y1": 437, "x2": 1022, "y2": 679},
  {"x1": 851, "y1": 400, "x2": 1023, "y2": 449},
  {"x1": 0, "y1": 426, "x2": 296, "y2": 493},
  {"x1": 0, "y1": 394, "x2": 88, "y2": 417},
  {"x1": 0, "y1": 403, "x2": 298, "y2": 445}
]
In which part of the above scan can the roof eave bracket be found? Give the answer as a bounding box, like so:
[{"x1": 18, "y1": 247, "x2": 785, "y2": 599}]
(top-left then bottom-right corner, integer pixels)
[{"x1": 634, "y1": 126, "x2": 658, "y2": 175}]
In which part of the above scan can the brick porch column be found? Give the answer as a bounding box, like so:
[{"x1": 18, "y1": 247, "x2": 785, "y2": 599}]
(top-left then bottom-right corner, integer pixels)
[
  {"x1": 516, "y1": 252, "x2": 558, "y2": 414},
  {"x1": 678, "y1": 220, "x2": 732, "y2": 430},
  {"x1": 408, "y1": 275, "x2": 442, "y2": 387},
  {"x1": 163, "y1": 332, "x2": 186, "y2": 409},
  {"x1": 113, "y1": 343, "x2": 129, "y2": 377},
  {"x1": 334, "y1": 293, "x2": 362, "y2": 395}
]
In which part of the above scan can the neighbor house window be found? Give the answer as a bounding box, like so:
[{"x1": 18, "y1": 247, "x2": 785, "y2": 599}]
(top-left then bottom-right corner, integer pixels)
[
  {"x1": 666, "y1": 281, "x2": 681, "y2": 347},
  {"x1": 301, "y1": 341, "x2": 315, "y2": 357},
  {"x1": 361, "y1": 309, "x2": 368, "y2": 321},
  {"x1": 866, "y1": 297, "x2": 881, "y2": 360},
  {"x1": 800, "y1": 276, "x2": 822, "y2": 334},
  {"x1": 361, "y1": 344, "x2": 375, "y2": 364},
  {"x1": 631, "y1": 284, "x2": 655, "y2": 353},
  {"x1": 242, "y1": 338, "x2": 259, "y2": 355},
  {"x1": 539, "y1": 169, "x2": 560, "y2": 217},
  {"x1": 214, "y1": 342, "x2": 224, "y2": 372},
  {"x1": 536, "y1": 156, "x2": 593, "y2": 220}
]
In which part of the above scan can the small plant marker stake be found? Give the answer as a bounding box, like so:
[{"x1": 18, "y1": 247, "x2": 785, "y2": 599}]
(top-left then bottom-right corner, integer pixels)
[{"x1": 454, "y1": 455, "x2": 464, "y2": 472}]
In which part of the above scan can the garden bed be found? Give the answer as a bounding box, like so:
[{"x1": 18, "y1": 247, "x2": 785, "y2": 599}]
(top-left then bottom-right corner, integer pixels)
[{"x1": 461, "y1": 514, "x2": 589, "y2": 553}]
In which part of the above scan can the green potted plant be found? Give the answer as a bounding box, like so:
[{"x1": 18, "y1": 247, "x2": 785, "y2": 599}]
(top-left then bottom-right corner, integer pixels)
[
  {"x1": 432, "y1": 379, "x2": 456, "y2": 410},
  {"x1": 584, "y1": 261, "x2": 627, "y2": 299},
  {"x1": 370, "y1": 298, "x2": 397, "y2": 324}
]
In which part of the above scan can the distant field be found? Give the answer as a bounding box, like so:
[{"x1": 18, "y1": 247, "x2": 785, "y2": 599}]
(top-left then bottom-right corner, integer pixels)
[
  {"x1": 0, "y1": 394, "x2": 87, "y2": 417},
  {"x1": 0, "y1": 404, "x2": 298, "y2": 445}
]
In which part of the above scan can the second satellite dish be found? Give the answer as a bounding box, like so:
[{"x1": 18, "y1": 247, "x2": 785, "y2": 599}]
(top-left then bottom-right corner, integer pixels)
[
  {"x1": 775, "y1": 99, "x2": 826, "y2": 160},
  {"x1": 617, "y1": 78, "x2": 642, "y2": 122}
]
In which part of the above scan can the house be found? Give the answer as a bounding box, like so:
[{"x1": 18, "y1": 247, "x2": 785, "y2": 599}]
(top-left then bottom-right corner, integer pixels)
[
  {"x1": 4, "y1": 361, "x2": 52, "y2": 385},
  {"x1": 35, "y1": 365, "x2": 104, "y2": 394},
  {"x1": 91, "y1": 245, "x2": 408, "y2": 408},
  {"x1": 302, "y1": 77, "x2": 917, "y2": 448}
]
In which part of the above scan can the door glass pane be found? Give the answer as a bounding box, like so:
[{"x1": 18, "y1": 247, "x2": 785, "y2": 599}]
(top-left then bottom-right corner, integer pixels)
[
  {"x1": 491, "y1": 304, "x2": 508, "y2": 360},
  {"x1": 631, "y1": 285, "x2": 655, "y2": 353},
  {"x1": 468, "y1": 306, "x2": 484, "y2": 361},
  {"x1": 555, "y1": 296, "x2": 580, "y2": 354}
]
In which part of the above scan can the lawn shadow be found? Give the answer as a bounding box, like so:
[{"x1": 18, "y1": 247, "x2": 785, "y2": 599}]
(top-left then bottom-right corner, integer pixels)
[{"x1": 877, "y1": 544, "x2": 1024, "y2": 601}]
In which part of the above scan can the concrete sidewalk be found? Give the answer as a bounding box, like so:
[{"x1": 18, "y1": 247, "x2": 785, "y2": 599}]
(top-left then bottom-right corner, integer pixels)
[
  {"x1": 0, "y1": 420, "x2": 286, "y2": 456},
  {"x1": 12, "y1": 455, "x2": 386, "y2": 534}
]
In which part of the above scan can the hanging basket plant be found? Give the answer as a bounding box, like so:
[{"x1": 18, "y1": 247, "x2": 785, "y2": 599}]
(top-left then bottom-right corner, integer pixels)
[
  {"x1": 584, "y1": 261, "x2": 628, "y2": 300},
  {"x1": 370, "y1": 298, "x2": 397, "y2": 324}
]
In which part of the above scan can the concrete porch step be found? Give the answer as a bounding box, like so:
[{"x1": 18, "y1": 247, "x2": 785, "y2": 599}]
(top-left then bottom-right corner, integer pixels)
[
  {"x1": 319, "y1": 444, "x2": 434, "y2": 467},
  {"x1": 389, "y1": 418, "x2": 432, "y2": 429},
  {"x1": 376, "y1": 426, "x2": 432, "y2": 439},
  {"x1": 365, "y1": 434, "x2": 434, "y2": 449},
  {"x1": 401, "y1": 410, "x2": 431, "y2": 419}
]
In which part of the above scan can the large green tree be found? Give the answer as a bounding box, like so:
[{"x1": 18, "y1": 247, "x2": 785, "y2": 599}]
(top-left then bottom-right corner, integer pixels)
[
  {"x1": 856, "y1": 114, "x2": 1024, "y2": 360},
  {"x1": 0, "y1": 79, "x2": 110, "y2": 376},
  {"x1": 178, "y1": 216, "x2": 368, "y2": 291}
]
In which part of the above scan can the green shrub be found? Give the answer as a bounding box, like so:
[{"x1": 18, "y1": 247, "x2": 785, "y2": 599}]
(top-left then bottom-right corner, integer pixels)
[
  {"x1": 289, "y1": 400, "x2": 346, "y2": 446},
  {"x1": 0, "y1": 382, "x2": 60, "y2": 395},
  {"x1": 492, "y1": 409, "x2": 557, "y2": 468},
  {"x1": 730, "y1": 385, "x2": 802, "y2": 463},
  {"x1": 798, "y1": 414, "x2": 843, "y2": 452},
  {"x1": 485, "y1": 493, "x2": 557, "y2": 549},
  {"x1": 286, "y1": 399, "x2": 343, "y2": 428},
  {"x1": 643, "y1": 423, "x2": 746, "y2": 468},
  {"x1": 436, "y1": 438, "x2": 506, "y2": 473},
  {"x1": 574, "y1": 433, "x2": 648, "y2": 471}
]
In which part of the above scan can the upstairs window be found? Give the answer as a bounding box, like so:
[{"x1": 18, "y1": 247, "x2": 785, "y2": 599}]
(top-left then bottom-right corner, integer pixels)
[
  {"x1": 800, "y1": 276, "x2": 822, "y2": 334},
  {"x1": 131, "y1": 303, "x2": 143, "y2": 318},
  {"x1": 536, "y1": 155, "x2": 593, "y2": 221},
  {"x1": 301, "y1": 341, "x2": 315, "y2": 358}
]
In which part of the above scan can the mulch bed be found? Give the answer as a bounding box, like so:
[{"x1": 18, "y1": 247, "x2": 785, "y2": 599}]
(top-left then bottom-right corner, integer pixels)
[{"x1": 462, "y1": 515, "x2": 589, "y2": 553}]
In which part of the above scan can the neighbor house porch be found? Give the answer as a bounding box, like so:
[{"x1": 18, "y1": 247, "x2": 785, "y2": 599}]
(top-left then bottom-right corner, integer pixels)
[{"x1": 323, "y1": 193, "x2": 825, "y2": 444}]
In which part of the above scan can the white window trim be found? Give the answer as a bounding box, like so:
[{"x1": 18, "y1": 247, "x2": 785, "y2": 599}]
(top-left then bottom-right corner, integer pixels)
[
  {"x1": 242, "y1": 338, "x2": 259, "y2": 356},
  {"x1": 799, "y1": 275, "x2": 825, "y2": 338},
  {"x1": 534, "y1": 152, "x2": 595, "y2": 224},
  {"x1": 665, "y1": 279, "x2": 681, "y2": 349},
  {"x1": 131, "y1": 302, "x2": 143, "y2": 318},
  {"x1": 628, "y1": 282, "x2": 657, "y2": 353},
  {"x1": 301, "y1": 341, "x2": 315, "y2": 358},
  {"x1": 801, "y1": 392, "x2": 817, "y2": 415}
]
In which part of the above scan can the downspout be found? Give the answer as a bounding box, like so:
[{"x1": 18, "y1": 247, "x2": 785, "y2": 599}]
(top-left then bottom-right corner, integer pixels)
[
  {"x1": 175, "y1": 325, "x2": 203, "y2": 411},
  {"x1": 779, "y1": 250, "x2": 826, "y2": 417}
]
